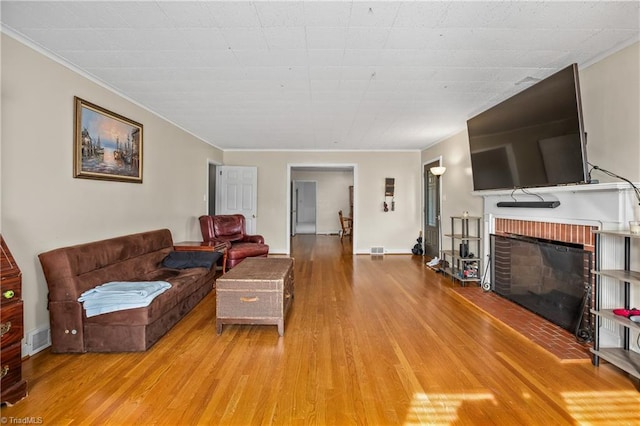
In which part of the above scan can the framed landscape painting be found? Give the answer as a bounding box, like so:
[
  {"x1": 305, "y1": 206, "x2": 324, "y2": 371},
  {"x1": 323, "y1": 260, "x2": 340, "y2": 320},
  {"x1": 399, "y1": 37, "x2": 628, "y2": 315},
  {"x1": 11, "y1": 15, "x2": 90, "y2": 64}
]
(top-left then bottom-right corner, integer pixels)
[{"x1": 74, "y1": 97, "x2": 143, "y2": 183}]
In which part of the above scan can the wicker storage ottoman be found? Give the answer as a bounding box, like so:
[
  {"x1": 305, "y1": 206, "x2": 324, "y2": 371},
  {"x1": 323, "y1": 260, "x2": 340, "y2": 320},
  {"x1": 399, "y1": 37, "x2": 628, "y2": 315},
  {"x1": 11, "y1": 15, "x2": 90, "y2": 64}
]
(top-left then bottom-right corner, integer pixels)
[{"x1": 215, "y1": 257, "x2": 294, "y2": 336}]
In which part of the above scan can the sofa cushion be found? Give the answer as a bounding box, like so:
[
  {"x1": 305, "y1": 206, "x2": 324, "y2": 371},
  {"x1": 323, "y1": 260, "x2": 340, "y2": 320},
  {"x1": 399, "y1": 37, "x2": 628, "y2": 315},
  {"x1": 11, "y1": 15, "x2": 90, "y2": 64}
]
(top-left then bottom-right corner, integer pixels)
[
  {"x1": 212, "y1": 215, "x2": 244, "y2": 239},
  {"x1": 78, "y1": 281, "x2": 172, "y2": 317},
  {"x1": 162, "y1": 251, "x2": 222, "y2": 269},
  {"x1": 85, "y1": 267, "x2": 212, "y2": 326}
]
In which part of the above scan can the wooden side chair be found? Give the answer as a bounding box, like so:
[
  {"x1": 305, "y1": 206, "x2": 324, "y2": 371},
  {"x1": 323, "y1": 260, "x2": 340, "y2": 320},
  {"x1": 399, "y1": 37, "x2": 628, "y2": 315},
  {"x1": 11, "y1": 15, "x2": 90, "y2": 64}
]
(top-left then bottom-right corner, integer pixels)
[{"x1": 338, "y1": 210, "x2": 353, "y2": 240}]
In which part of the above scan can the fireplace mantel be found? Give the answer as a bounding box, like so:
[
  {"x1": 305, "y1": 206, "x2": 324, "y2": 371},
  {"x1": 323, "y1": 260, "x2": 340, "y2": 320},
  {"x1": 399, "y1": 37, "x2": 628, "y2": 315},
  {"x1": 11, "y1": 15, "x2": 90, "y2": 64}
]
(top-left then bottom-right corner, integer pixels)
[
  {"x1": 475, "y1": 181, "x2": 638, "y2": 294},
  {"x1": 473, "y1": 182, "x2": 633, "y2": 197},
  {"x1": 475, "y1": 182, "x2": 639, "y2": 232}
]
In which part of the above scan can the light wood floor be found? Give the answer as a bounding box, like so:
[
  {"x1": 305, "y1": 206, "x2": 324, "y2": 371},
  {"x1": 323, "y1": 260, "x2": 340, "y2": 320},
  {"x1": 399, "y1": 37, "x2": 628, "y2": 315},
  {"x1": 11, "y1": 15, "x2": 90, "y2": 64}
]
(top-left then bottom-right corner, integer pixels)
[{"x1": 3, "y1": 235, "x2": 640, "y2": 425}]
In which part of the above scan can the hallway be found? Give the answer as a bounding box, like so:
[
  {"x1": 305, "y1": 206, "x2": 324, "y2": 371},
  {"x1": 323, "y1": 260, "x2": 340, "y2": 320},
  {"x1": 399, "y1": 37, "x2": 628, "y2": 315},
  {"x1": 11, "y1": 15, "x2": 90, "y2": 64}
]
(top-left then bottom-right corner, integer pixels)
[{"x1": 294, "y1": 221, "x2": 316, "y2": 234}]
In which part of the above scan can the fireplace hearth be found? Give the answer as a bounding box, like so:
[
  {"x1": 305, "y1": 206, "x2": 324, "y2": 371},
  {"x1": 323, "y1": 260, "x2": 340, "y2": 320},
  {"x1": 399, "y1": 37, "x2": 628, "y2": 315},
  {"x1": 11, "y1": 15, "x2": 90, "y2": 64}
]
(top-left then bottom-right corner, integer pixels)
[{"x1": 491, "y1": 233, "x2": 592, "y2": 336}]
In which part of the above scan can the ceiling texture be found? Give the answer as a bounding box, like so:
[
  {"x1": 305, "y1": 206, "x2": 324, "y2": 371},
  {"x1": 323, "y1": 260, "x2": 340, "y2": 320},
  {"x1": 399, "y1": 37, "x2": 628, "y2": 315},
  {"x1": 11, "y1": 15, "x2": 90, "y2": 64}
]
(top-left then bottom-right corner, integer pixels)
[{"x1": 1, "y1": 1, "x2": 639, "y2": 151}]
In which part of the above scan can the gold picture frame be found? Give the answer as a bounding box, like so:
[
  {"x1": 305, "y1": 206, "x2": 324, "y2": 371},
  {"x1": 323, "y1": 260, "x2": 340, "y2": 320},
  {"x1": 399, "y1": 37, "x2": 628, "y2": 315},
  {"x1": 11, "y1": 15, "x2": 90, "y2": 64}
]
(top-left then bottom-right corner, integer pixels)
[{"x1": 74, "y1": 97, "x2": 143, "y2": 183}]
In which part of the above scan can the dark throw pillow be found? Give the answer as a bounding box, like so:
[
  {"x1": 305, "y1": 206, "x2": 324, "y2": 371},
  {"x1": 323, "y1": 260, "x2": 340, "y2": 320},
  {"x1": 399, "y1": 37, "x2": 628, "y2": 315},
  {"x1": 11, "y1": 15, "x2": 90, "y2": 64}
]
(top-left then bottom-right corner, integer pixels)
[{"x1": 162, "y1": 251, "x2": 222, "y2": 269}]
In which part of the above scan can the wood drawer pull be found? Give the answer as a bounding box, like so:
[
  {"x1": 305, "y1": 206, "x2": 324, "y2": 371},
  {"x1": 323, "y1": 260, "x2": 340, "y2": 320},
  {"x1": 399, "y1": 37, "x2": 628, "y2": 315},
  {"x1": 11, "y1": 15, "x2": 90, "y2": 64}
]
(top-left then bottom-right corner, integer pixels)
[
  {"x1": 1, "y1": 365, "x2": 8, "y2": 379},
  {"x1": 0, "y1": 321, "x2": 11, "y2": 337},
  {"x1": 3, "y1": 290, "x2": 15, "y2": 299},
  {"x1": 240, "y1": 296, "x2": 258, "y2": 303}
]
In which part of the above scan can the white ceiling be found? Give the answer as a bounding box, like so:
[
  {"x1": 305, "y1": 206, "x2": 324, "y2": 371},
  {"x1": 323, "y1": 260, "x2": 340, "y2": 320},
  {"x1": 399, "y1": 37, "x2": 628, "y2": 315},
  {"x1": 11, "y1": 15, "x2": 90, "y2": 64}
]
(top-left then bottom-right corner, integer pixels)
[{"x1": 1, "y1": 1, "x2": 638, "y2": 151}]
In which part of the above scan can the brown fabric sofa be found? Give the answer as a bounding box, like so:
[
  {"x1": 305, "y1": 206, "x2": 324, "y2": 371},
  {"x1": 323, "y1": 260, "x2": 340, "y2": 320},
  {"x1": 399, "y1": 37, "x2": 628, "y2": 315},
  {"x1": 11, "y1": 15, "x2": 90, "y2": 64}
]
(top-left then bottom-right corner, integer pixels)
[
  {"x1": 38, "y1": 229, "x2": 220, "y2": 353},
  {"x1": 199, "y1": 214, "x2": 269, "y2": 269}
]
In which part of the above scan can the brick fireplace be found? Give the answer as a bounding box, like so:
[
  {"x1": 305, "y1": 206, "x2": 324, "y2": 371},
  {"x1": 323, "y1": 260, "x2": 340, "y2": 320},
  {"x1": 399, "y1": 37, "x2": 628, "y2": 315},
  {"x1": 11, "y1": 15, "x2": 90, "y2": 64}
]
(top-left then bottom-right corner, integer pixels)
[
  {"x1": 477, "y1": 182, "x2": 638, "y2": 348},
  {"x1": 491, "y1": 228, "x2": 593, "y2": 337},
  {"x1": 494, "y1": 218, "x2": 596, "y2": 252}
]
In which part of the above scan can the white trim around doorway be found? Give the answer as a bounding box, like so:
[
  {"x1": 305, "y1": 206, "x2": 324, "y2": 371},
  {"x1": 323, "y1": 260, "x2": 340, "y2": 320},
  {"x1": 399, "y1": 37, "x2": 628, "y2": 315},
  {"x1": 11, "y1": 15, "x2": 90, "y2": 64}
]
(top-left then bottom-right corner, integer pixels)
[{"x1": 286, "y1": 163, "x2": 358, "y2": 256}]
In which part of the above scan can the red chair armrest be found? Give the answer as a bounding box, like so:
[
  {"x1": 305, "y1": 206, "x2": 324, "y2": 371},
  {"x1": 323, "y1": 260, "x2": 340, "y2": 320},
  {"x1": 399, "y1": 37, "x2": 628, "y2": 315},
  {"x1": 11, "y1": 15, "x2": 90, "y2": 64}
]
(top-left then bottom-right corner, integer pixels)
[{"x1": 242, "y1": 234, "x2": 265, "y2": 244}]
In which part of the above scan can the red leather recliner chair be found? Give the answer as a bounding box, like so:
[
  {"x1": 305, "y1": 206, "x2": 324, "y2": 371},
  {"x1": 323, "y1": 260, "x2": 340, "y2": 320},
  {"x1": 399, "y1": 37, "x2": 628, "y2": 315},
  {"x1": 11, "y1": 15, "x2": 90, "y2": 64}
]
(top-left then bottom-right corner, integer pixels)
[{"x1": 198, "y1": 214, "x2": 269, "y2": 270}]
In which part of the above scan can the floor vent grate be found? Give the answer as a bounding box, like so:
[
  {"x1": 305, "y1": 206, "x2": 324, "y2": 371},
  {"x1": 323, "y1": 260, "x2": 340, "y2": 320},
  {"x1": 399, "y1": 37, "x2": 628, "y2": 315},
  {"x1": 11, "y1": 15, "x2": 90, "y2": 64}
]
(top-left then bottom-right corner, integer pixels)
[
  {"x1": 370, "y1": 247, "x2": 384, "y2": 256},
  {"x1": 27, "y1": 327, "x2": 51, "y2": 355}
]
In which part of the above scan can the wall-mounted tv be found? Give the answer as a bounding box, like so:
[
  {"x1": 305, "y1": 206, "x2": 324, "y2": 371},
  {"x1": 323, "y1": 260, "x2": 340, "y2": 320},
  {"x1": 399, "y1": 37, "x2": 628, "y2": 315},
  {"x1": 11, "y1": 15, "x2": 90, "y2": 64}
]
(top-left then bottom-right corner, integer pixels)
[{"x1": 467, "y1": 64, "x2": 588, "y2": 191}]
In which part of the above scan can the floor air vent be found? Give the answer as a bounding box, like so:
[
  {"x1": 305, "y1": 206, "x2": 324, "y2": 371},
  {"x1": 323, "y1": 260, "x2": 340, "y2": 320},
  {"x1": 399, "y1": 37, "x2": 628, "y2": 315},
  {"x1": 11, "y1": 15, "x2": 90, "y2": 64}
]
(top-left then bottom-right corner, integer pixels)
[
  {"x1": 27, "y1": 327, "x2": 51, "y2": 355},
  {"x1": 370, "y1": 247, "x2": 384, "y2": 256}
]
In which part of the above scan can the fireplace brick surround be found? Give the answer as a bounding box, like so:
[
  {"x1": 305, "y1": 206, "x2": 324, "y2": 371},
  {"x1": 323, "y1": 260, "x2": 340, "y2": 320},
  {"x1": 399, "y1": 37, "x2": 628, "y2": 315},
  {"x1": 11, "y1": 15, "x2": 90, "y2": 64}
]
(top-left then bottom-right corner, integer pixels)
[
  {"x1": 494, "y1": 218, "x2": 596, "y2": 253},
  {"x1": 481, "y1": 218, "x2": 597, "y2": 359},
  {"x1": 463, "y1": 182, "x2": 639, "y2": 358}
]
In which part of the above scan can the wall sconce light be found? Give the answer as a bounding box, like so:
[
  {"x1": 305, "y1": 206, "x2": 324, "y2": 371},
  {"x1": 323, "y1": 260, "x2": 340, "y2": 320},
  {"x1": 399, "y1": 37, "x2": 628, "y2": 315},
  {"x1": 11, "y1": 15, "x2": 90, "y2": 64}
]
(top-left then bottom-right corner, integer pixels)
[{"x1": 430, "y1": 166, "x2": 446, "y2": 176}]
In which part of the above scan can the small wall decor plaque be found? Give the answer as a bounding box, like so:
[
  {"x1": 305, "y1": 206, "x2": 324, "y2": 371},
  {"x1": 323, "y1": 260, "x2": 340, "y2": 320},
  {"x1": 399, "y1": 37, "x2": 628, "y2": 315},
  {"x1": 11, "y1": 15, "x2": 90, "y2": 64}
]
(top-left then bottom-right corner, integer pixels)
[
  {"x1": 385, "y1": 178, "x2": 395, "y2": 196},
  {"x1": 74, "y1": 97, "x2": 143, "y2": 183}
]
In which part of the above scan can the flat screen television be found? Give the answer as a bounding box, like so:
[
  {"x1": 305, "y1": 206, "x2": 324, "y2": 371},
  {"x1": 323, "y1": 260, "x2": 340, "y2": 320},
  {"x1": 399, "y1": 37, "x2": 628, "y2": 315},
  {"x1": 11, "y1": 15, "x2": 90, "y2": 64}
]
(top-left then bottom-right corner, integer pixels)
[{"x1": 467, "y1": 63, "x2": 588, "y2": 191}]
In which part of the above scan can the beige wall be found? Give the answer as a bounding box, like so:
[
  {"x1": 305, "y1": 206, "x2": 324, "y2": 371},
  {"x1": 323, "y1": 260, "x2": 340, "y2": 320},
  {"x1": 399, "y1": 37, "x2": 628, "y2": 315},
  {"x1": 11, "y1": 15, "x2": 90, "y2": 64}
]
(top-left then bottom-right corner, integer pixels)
[
  {"x1": 421, "y1": 41, "x2": 640, "y2": 238},
  {"x1": 421, "y1": 130, "x2": 483, "y2": 239},
  {"x1": 1, "y1": 34, "x2": 223, "y2": 346},
  {"x1": 291, "y1": 169, "x2": 353, "y2": 234},
  {"x1": 223, "y1": 150, "x2": 421, "y2": 254},
  {"x1": 581, "y1": 42, "x2": 640, "y2": 181}
]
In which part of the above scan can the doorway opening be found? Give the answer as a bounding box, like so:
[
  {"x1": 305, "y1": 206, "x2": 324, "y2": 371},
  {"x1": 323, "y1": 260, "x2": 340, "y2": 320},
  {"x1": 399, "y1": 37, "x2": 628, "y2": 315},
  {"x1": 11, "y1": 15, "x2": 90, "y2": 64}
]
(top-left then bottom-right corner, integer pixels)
[
  {"x1": 207, "y1": 161, "x2": 219, "y2": 215},
  {"x1": 208, "y1": 164, "x2": 258, "y2": 234},
  {"x1": 292, "y1": 181, "x2": 317, "y2": 234},
  {"x1": 423, "y1": 159, "x2": 443, "y2": 260},
  {"x1": 288, "y1": 164, "x2": 356, "y2": 255}
]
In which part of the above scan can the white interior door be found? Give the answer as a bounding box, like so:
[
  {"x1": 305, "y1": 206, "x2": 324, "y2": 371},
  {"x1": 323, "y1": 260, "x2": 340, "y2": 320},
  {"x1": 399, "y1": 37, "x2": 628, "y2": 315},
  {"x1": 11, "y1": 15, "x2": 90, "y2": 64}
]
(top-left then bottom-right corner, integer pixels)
[
  {"x1": 215, "y1": 166, "x2": 258, "y2": 234},
  {"x1": 293, "y1": 181, "x2": 316, "y2": 234}
]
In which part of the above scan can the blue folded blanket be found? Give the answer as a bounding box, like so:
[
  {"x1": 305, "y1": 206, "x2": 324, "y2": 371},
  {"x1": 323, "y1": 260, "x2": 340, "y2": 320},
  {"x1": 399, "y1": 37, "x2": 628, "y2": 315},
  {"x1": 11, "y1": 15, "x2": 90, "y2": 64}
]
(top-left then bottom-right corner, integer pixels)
[{"x1": 78, "y1": 281, "x2": 172, "y2": 317}]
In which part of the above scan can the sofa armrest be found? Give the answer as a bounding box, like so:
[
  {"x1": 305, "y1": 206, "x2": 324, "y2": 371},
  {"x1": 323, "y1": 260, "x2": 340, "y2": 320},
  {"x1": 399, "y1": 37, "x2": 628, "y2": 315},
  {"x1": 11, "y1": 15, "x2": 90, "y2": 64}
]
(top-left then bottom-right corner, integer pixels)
[
  {"x1": 208, "y1": 238, "x2": 232, "y2": 249},
  {"x1": 48, "y1": 301, "x2": 86, "y2": 353},
  {"x1": 242, "y1": 234, "x2": 265, "y2": 244}
]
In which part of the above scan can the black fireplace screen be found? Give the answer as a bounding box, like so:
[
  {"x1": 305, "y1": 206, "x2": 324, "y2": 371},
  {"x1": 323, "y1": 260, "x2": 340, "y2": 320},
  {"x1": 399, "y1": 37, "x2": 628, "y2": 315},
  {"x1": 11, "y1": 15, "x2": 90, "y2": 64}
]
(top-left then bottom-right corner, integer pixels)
[{"x1": 491, "y1": 233, "x2": 592, "y2": 335}]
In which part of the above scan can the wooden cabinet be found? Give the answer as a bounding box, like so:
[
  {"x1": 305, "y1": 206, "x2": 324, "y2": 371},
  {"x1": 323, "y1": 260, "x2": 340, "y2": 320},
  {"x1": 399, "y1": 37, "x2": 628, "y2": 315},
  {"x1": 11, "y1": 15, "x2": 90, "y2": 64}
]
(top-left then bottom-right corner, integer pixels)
[
  {"x1": 591, "y1": 230, "x2": 640, "y2": 379},
  {"x1": 442, "y1": 216, "x2": 482, "y2": 286},
  {"x1": 1, "y1": 235, "x2": 28, "y2": 405}
]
